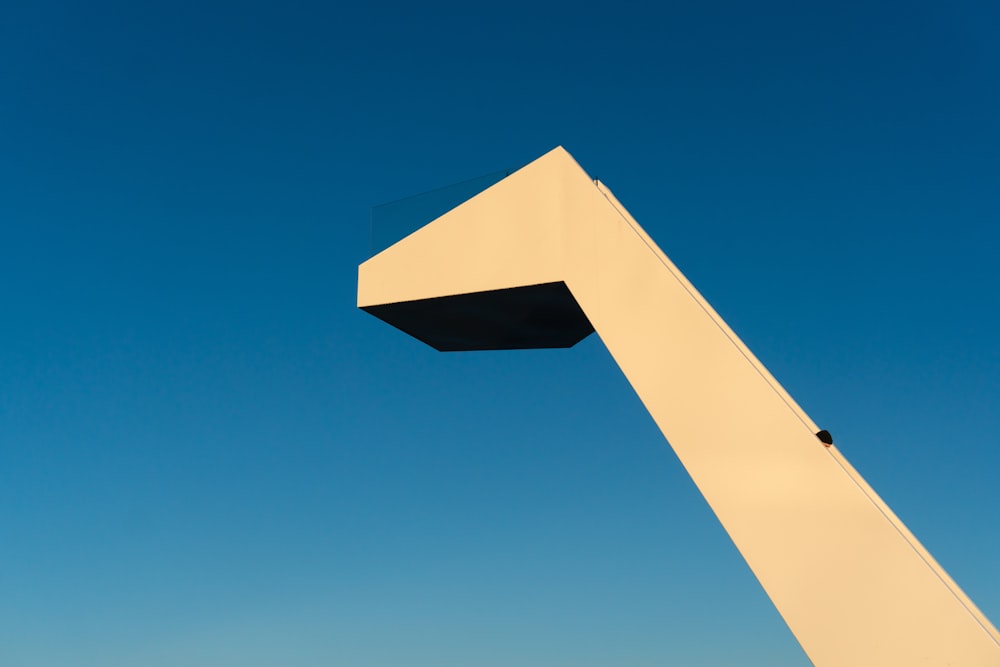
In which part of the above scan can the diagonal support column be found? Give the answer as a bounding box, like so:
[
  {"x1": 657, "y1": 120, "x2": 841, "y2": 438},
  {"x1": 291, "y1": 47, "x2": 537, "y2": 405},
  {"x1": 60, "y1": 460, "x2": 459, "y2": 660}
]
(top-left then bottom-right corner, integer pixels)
[{"x1": 358, "y1": 147, "x2": 1000, "y2": 665}]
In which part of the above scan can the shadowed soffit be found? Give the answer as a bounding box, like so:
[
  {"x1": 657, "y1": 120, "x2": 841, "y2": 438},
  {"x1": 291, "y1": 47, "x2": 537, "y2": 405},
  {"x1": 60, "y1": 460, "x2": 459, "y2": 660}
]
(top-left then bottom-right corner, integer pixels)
[{"x1": 361, "y1": 281, "x2": 594, "y2": 352}]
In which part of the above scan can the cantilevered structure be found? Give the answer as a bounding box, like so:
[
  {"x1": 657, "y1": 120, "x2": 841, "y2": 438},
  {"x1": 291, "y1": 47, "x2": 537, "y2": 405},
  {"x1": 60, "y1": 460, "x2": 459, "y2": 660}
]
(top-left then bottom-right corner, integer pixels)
[{"x1": 357, "y1": 147, "x2": 1000, "y2": 665}]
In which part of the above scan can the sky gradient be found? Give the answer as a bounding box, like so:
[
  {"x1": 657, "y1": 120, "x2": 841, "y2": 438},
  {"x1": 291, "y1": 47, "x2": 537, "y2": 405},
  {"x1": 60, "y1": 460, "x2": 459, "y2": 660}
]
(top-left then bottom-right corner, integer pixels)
[{"x1": 2, "y1": 1, "x2": 999, "y2": 665}]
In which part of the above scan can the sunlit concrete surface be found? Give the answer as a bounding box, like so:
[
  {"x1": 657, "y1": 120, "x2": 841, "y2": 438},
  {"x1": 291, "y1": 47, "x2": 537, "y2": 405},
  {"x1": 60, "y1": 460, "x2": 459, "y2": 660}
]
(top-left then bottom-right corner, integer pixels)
[{"x1": 358, "y1": 147, "x2": 1000, "y2": 665}]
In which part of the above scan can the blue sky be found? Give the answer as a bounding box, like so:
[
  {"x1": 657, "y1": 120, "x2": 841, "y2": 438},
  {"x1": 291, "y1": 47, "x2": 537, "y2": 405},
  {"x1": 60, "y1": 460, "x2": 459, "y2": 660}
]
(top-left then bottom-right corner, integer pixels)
[{"x1": 2, "y1": 1, "x2": 998, "y2": 664}]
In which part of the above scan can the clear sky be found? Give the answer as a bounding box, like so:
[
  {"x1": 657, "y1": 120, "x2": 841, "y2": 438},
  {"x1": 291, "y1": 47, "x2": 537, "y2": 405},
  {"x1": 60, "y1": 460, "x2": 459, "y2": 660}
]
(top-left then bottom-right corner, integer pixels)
[{"x1": 2, "y1": 1, "x2": 998, "y2": 665}]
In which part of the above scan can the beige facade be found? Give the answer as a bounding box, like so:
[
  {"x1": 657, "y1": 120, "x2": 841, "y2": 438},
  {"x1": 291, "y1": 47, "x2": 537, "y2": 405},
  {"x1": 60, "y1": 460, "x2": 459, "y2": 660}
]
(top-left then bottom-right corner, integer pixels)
[{"x1": 358, "y1": 147, "x2": 1000, "y2": 665}]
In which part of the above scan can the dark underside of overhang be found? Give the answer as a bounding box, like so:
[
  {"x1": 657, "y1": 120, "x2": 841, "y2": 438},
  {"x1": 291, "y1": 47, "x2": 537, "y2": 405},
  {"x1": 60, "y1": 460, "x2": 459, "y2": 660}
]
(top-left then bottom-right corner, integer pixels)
[{"x1": 361, "y1": 281, "x2": 594, "y2": 351}]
